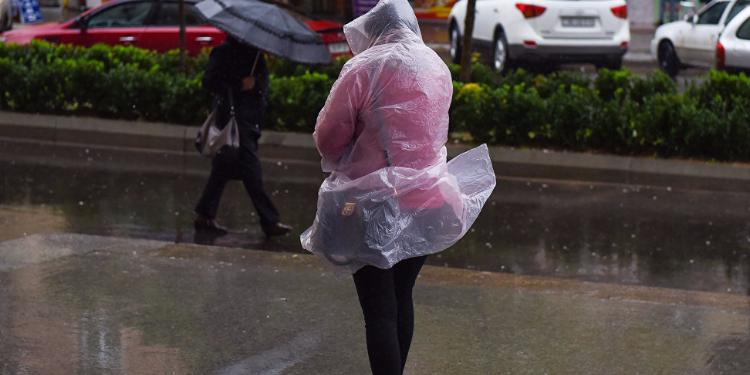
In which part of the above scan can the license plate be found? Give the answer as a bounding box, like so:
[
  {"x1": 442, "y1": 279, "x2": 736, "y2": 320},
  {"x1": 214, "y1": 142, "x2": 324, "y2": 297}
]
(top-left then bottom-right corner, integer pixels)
[
  {"x1": 327, "y1": 43, "x2": 350, "y2": 54},
  {"x1": 561, "y1": 17, "x2": 596, "y2": 28}
]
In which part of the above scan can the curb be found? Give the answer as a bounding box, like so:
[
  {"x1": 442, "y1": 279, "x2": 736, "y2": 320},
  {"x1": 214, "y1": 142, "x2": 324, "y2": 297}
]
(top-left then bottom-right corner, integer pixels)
[{"x1": 1, "y1": 111, "x2": 750, "y2": 192}]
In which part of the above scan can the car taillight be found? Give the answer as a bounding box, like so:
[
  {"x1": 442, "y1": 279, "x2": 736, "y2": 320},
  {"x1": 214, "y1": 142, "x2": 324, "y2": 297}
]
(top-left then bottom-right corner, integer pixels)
[
  {"x1": 611, "y1": 5, "x2": 628, "y2": 19},
  {"x1": 716, "y1": 41, "x2": 725, "y2": 69},
  {"x1": 515, "y1": 4, "x2": 546, "y2": 18}
]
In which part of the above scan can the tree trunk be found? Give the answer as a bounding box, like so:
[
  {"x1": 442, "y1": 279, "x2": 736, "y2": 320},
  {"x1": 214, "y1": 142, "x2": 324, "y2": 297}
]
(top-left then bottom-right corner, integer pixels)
[
  {"x1": 459, "y1": 0, "x2": 477, "y2": 82},
  {"x1": 179, "y1": 0, "x2": 187, "y2": 73}
]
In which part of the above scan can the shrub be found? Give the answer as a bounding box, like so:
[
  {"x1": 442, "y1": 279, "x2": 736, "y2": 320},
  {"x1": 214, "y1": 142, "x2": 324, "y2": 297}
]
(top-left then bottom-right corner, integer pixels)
[{"x1": 2, "y1": 42, "x2": 750, "y2": 161}]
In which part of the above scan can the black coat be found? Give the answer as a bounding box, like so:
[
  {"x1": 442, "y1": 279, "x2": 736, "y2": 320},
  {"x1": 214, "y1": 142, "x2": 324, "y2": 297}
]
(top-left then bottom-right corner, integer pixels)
[{"x1": 203, "y1": 41, "x2": 269, "y2": 136}]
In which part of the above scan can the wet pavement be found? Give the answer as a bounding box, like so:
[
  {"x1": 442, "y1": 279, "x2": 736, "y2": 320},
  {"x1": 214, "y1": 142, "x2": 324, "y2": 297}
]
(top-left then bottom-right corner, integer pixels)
[
  {"x1": 0, "y1": 233, "x2": 748, "y2": 374},
  {"x1": 0, "y1": 158, "x2": 748, "y2": 297}
]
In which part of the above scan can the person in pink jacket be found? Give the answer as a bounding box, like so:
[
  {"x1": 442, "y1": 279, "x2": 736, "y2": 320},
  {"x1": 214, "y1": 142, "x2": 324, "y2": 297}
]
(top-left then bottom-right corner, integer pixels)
[{"x1": 301, "y1": 0, "x2": 496, "y2": 373}]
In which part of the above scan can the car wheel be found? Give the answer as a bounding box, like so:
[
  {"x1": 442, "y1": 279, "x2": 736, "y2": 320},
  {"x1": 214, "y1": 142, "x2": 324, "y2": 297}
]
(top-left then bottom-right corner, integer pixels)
[
  {"x1": 449, "y1": 24, "x2": 461, "y2": 64},
  {"x1": 0, "y1": 13, "x2": 8, "y2": 32},
  {"x1": 492, "y1": 30, "x2": 512, "y2": 73},
  {"x1": 658, "y1": 40, "x2": 680, "y2": 77}
]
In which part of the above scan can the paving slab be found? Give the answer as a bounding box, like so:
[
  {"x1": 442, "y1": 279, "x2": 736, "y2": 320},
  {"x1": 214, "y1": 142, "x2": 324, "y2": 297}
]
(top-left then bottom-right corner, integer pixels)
[{"x1": 0, "y1": 233, "x2": 748, "y2": 374}]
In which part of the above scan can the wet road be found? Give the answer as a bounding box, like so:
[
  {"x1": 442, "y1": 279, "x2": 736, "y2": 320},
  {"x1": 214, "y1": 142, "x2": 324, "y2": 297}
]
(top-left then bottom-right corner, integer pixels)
[
  {"x1": 1, "y1": 158, "x2": 748, "y2": 296},
  {"x1": 2, "y1": 234, "x2": 747, "y2": 374}
]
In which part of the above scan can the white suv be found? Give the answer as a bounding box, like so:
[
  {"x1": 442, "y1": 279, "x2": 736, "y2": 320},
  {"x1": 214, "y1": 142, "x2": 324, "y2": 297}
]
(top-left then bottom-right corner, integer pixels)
[
  {"x1": 651, "y1": 0, "x2": 750, "y2": 76},
  {"x1": 448, "y1": 0, "x2": 630, "y2": 72},
  {"x1": 717, "y1": 6, "x2": 750, "y2": 72}
]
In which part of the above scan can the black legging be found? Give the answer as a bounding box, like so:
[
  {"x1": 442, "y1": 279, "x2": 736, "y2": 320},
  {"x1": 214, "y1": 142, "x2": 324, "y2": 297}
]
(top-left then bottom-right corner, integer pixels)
[{"x1": 353, "y1": 255, "x2": 428, "y2": 375}]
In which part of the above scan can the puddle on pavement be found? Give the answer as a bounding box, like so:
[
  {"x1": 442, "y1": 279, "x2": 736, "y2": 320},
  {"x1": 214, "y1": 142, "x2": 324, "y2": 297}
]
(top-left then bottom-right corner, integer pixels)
[{"x1": 0, "y1": 160, "x2": 748, "y2": 295}]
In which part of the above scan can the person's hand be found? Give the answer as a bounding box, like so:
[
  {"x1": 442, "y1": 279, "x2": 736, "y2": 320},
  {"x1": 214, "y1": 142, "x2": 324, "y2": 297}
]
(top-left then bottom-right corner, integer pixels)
[{"x1": 241, "y1": 75, "x2": 256, "y2": 91}]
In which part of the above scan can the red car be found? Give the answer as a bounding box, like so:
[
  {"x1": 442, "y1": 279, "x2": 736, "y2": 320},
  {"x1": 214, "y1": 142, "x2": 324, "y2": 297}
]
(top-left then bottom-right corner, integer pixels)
[{"x1": 0, "y1": 0, "x2": 350, "y2": 57}]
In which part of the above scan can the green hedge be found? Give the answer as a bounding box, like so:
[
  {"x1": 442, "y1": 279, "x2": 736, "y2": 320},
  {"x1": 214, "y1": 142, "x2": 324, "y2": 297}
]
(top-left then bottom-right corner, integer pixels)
[{"x1": 2, "y1": 41, "x2": 750, "y2": 161}]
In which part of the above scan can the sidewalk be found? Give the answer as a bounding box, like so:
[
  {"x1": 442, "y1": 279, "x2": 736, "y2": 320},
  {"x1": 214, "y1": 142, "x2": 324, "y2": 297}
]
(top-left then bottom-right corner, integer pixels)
[
  {"x1": 1, "y1": 230, "x2": 748, "y2": 374},
  {"x1": 2, "y1": 111, "x2": 750, "y2": 192}
]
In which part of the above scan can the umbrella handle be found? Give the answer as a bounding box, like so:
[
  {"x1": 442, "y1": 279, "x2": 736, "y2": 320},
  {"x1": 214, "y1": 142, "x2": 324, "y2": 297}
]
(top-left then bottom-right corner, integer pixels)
[{"x1": 250, "y1": 51, "x2": 260, "y2": 76}]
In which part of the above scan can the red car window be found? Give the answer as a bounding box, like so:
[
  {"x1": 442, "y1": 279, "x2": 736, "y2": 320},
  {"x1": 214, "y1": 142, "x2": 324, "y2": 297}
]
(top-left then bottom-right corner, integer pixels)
[
  {"x1": 151, "y1": 2, "x2": 205, "y2": 26},
  {"x1": 87, "y1": 1, "x2": 154, "y2": 28}
]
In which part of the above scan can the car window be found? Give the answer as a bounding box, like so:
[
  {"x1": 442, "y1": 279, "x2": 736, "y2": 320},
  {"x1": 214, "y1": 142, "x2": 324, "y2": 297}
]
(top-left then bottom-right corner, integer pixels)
[
  {"x1": 697, "y1": 1, "x2": 729, "y2": 24},
  {"x1": 737, "y1": 17, "x2": 750, "y2": 39},
  {"x1": 151, "y1": 2, "x2": 204, "y2": 26},
  {"x1": 87, "y1": 2, "x2": 153, "y2": 28},
  {"x1": 726, "y1": 1, "x2": 750, "y2": 23}
]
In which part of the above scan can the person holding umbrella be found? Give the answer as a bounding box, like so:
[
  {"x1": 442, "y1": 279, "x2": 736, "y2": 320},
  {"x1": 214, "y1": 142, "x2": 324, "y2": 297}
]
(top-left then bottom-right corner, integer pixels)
[
  {"x1": 193, "y1": 0, "x2": 331, "y2": 236},
  {"x1": 193, "y1": 36, "x2": 292, "y2": 237}
]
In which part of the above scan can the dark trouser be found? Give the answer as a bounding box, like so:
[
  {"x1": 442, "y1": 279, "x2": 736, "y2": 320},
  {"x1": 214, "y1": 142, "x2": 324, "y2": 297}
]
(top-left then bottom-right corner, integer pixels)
[
  {"x1": 195, "y1": 102, "x2": 279, "y2": 227},
  {"x1": 353, "y1": 255, "x2": 428, "y2": 375}
]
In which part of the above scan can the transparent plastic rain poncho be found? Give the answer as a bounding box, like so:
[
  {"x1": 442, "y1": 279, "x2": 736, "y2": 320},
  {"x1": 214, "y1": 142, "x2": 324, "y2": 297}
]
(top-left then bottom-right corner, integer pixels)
[{"x1": 300, "y1": 0, "x2": 496, "y2": 273}]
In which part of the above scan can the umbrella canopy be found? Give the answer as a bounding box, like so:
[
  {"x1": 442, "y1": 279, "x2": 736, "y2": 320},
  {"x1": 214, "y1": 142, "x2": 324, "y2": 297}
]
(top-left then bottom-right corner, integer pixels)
[{"x1": 196, "y1": 0, "x2": 332, "y2": 65}]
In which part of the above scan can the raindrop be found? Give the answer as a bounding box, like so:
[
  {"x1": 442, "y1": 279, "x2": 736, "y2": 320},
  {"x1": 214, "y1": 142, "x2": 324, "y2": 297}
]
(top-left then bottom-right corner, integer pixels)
[
  {"x1": 241, "y1": 269, "x2": 247, "y2": 272},
  {"x1": 542, "y1": 184, "x2": 548, "y2": 189},
  {"x1": 562, "y1": 245, "x2": 568, "y2": 250},
  {"x1": 276, "y1": 161, "x2": 283, "y2": 166},
  {"x1": 78, "y1": 201, "x2": 85, "y2": 206},
  {"x1": 174, "y1": 211, "x2": 180, "y2": 216},
  {"x1": 652, "y1": 196, "x2": 657, "y2": 200},
  {"x1": 484, "y1": 242, "x2": 493, "y2": 248},
  {"x1": 705, "y1": 240, "x2": 711, "y2": 246},
  {"x1": 631, "y1": 234, "x2": 636, "y2": 238},
  {"x1": 666, "y1": 186, "x2": 672, "y2": 192},
  {"x1": 622, "y1": 188, "x2": 628, "y2": 193},
  {"x1": 689, "y1": 259, "x2": 695, "y2": 264}
]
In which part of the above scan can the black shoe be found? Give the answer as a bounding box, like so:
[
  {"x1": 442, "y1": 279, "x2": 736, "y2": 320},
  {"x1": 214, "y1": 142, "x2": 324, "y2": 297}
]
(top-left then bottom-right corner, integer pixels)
[
  {"x1": 263, "y1": 222, "x2": 292, "y2": 237},
  {"x1": 194, "y1": 217, "x2": 229, "y2": 235}
]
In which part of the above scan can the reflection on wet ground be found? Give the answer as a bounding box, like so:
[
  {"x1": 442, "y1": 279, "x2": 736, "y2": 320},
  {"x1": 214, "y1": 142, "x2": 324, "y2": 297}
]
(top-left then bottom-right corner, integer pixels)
[
  {"x1": 0, "y1": 235, "x2": 748, "y2": 374},
  {"x1": 0, "y1": 160, "x2": 748, "y2": 295}
]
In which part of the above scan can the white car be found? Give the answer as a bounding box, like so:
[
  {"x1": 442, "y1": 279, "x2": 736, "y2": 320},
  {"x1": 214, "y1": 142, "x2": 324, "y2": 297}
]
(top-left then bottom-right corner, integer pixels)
[
  {"x1": 717, "y1": 6, "x2": 750, "y2": 72},
  {"x1": 651, "y1": 0, "x2": 749, "y2": 76},
  {"x1": 448, "y1": 0, "x2": 630, "y2": 72}
]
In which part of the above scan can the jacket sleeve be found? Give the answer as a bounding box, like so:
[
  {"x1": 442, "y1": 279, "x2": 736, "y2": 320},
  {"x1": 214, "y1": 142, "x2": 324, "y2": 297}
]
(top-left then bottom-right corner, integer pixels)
[
  {"x1": 203, "y1": 46, "x2": 242, "y2": 95},
  {"x1": 313, "y1": 66, "x2": 365, "y2": 172}
]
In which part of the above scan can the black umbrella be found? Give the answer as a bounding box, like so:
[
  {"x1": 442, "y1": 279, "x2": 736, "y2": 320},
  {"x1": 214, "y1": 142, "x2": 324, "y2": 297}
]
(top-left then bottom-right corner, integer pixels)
[{"x1": 195, "y1": 0, "x2": 332, "y2": 65}]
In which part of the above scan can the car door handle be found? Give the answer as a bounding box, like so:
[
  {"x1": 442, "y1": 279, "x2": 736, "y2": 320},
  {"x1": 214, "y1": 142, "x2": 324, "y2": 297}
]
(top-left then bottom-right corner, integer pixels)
[
  {"x1": 195, "y1": 36, "x2": 213, "y2": 43},
  {"x1": 119, "y1": 36, "x2": 136, "y2": 43}
]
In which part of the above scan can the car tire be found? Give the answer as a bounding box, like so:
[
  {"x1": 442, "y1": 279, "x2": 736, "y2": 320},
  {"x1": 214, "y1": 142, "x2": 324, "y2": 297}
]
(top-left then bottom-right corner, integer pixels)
[
  {"x1": 0, "y1": 13, "x2": 7, "y2": 32},
  {"x1": 492, "y1": 29, "x2": 512, "y2": 74},
  {"x1": 657, "y1": 40, "x2": 680, "y2": 77},
  {"x1": 449, "y1": 23, "x2": 462, "y2": 64}
]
